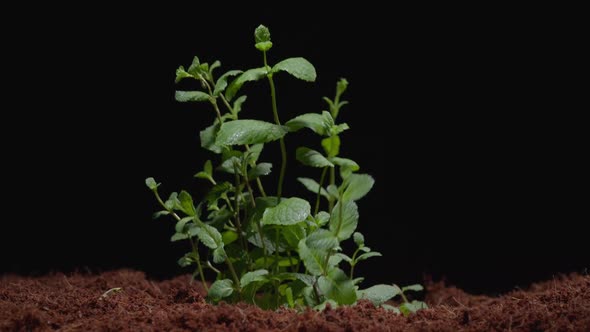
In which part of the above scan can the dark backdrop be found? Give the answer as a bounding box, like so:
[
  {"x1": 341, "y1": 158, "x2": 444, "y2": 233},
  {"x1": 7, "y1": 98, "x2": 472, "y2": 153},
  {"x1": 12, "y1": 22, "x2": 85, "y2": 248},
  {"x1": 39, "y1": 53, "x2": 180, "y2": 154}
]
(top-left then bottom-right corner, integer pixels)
[{"x1": 3, "y1": 5, "x2": 586, "y2": 294}]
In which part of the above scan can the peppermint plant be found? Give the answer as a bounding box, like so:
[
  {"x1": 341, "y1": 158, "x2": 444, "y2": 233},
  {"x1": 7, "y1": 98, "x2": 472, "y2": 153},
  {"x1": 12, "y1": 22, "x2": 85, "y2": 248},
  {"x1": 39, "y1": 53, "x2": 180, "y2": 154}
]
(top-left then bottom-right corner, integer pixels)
[{"x1": 146, "y1": 25, "x2": 426, "y2": 312}]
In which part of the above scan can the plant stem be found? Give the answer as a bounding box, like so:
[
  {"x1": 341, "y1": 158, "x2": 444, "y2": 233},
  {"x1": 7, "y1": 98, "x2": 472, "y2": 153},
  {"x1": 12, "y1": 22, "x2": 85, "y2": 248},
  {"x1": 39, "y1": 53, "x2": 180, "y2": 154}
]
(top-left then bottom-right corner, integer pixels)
[
  {"x1": 328, "y1": 167, "x2": 336, "y2": 212},
  {"x1": 201, "y1": 79, "x2": 222, "y2": 123},
  {"x1": 315, "y1": 167, "x2": 329, "y2": 216},
  {"x1": 263, "y1": 51, "x2": 287, "y2": 200},
  {"x1": 226, "y1": 257, "x2": 241, "y2": 291},
  {"x1": 233, "y1": 167, "x2": 248, "y2": 254},
  {"x1": 153, "y1": 190, "x2": 208, "y2": 291},
  {"x1": 349, "y1": 247, "x2": 362, "y2": 280}
]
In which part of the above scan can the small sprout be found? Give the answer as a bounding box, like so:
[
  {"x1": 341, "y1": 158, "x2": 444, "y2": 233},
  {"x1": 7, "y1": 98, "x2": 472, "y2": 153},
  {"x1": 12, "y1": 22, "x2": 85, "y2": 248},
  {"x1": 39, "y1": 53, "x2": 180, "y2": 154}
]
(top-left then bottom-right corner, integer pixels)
[{"x1": 99, "y1": 287, "x2": 123, "y2": 300}]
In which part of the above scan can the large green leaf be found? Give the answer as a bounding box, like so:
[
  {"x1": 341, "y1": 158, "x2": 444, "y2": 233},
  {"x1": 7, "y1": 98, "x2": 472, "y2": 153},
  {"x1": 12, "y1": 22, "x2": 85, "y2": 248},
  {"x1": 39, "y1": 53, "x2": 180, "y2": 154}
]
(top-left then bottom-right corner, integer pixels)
[
  {"x1": 261, "y1": 197, "x2": 310, "y2": 226},
  {"x1": 358, "y1": 284, "x2": 400, "y2": 306},
  {"x1": 342, "y1": 174, "x2": 374, "y2": 201},
  {"x1": 272, "y1": 57, "x2": 316, "y2": 82},
  {"x1": 240, "y1": 269, "x2": 269, "y2": 288},
  {"x1": 306, "y1": 229, "x2": 338, "y2": 250},
  {"x1": 329, "y1": 201, "x2": 358, "y2": 241},
  {"x1": 318, "y1": 268, "x2": 357, "y2": 305},
  {"x1": 296, "y1": 147, "x2": 334, "y2": 168},
  {"x1": 214, "y1": 70, "x2": 242, "y2": 96},
  {"x1": 216, "y1": 120, "x2": 288, "y2": 146},
  {"x1": 175, "y1": 90, "x2": 210, "y2": 103},
  {"x1": 208, "y1": 279, "x2": 233, "y2": 301},
  {"x1": 297, "y1": 177, "x2": 329, "y2": 199},
  {"x1": 225, "y1": 67, "x2": 267, "y2": 101},
  {"x1": 248, "y1": 163, "x2": 272, "y2": 180},
  {"x1": 298, "y1": 239, "x2": 327, "y2": 276}
]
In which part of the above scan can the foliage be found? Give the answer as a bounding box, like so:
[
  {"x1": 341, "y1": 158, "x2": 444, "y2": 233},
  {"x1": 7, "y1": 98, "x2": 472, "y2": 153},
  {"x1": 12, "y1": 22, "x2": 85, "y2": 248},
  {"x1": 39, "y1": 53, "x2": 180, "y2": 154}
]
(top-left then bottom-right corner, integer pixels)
[{"x1": 146, "y1": 25, "x2": 425, "y2": 312}]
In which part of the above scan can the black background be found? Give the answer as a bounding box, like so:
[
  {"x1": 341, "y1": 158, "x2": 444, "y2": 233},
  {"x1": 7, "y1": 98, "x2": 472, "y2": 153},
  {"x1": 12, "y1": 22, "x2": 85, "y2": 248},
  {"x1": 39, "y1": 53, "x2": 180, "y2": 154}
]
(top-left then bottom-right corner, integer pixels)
[{"x1": 2, "y1": 5, "x2": 586, "y2": 294}]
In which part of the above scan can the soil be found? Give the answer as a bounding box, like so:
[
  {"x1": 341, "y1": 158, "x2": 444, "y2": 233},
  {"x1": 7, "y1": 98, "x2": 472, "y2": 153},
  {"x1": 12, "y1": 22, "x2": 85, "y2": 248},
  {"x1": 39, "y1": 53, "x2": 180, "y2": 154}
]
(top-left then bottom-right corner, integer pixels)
[{"x1": 1, "y1": 270, "x2": 588, "y2": 331}]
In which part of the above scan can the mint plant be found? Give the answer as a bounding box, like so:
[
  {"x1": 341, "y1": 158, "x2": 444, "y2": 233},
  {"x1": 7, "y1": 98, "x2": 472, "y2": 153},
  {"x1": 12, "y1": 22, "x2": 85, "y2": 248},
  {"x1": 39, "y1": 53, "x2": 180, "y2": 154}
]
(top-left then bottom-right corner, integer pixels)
[{"x1": 146, "y1": 25, "x2": 426, "y2": 312}]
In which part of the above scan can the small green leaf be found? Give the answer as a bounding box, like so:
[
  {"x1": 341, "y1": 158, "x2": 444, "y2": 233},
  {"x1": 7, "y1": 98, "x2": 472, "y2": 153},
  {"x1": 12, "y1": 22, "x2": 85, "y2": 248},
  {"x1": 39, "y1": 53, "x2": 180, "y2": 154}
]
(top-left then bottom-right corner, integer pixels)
[
  {"x1": 296, "y1": 147, "x2": 334, "y2": 168},
  {"x1": 170, "y1": 233, "x2": 188, "y2": 242},
  {"x1": 240, "y1": 269, "x2": 269, "y2": 288},
  {"x1": 203, "y1": 160, "x2": 213, "y2": 176},
  {"x1": 329, "y1": 201, "x2": 358, "y2": 241},
  {"x1": 353, "y1": 232, "x2": 365, "y2": 246},
  {"x1": 175, "y1": 66, "x2": 193, "y2": 83},
  {"x1": 247, "y1": 143, "x2": 263, "y2": 163},
  {"x1": 358, "y1": 284, "x2": 401, "y2": 306},
  {"x1": 216, "y1": 120, "x2": 288, "y2": 146},
  {"x1": 326, "y1": 185, "x2": 339, "y2": 200},
  {"x1": 399, "y1": 301, "x2": 428, "y2": 316},
  {"x1": 232, "y1": 95, "x2": 247, "y2": 116},
  {"x1": 336, "y1": 78, "x2": 349, "y2": 97},
  {"x1": 164, "y1": 192, "x2": 178, "y2": 211},
  {"x1": 315, "y1": 211, "x2": 330, "y2": 226},
  {"x1": 255, "y1": 24, "x2": 271, "y2": 43},
  {"x1": 145, "y1": 177, "x2": 159, "y2": 190},
  {"x1": 297, "y1": 178, "x2": 329, "y2": 199},
  {"x1": 205, "y1": 182, "x2": 233, "y2": 210},
  {"x1": 402, "y1": 284, "x2": 424, "y2": 293},
  {"x1": 262, "y1": 197, "x2": 311, "y2": 226},
  {"x1": 175, "y1": 90, "x2": 210, "y2": 103},
  {"x1": 255, "y1": 41, "x2": 273, "y2": 52},
  {"x1": 190, "y1": 224, "x2": 223, "y2": 249},
  {"x1": 200, "y1": 123, "x2": 223, "y2": 154},
  {"x1": 187, "y1": 56, "x2": 201, "y2": 75},
  {"x1": 272, "y1": 57, "x2": 316, "y2": 82},
  {"x1": 321, "y1": 135, "x2": 340, "y2": 157},
  {"x1": 221, "y1": 230, "x2": 238, "y2": 245},
  {"x1": 194, "y1": 171, "x2": 210, "y2": 181},
  {"x1": 382, "y1": 304, "x2": 401, "y2": 314},
  {"x1": 333, "y1": 253, "x2": 352, "y2": 264},
  {"x1": 152, "y1": 211, "x2": 170, "y2": 219},
  {"x1": 331, "y1": 157, "x2": 360, "y2": 172},
  {"x1": 248, "y1": 163, "x2": 272, "y2": 180},
  {"x1": 209, "y1": 60, "x2": 221, "y2": 76},
  {"x1": 214, "y1": 70, "x2": 242, "y2": 96},
  {"x1": 285, "y1": 113, "x2": 326, "y2": 135},
  {"x1": 225, "y1": 67, "x2": 267, "y2": 101},
  {"x1": 356, "y1": 251, "x2": 382, "y2": 262},
  {"x1": 178, "y1": 191, "x2": 196, "y2": 216},
  {"x1": 342, "y1": 174, "x2": 375, "y2": 202},
  {"x1": 212, "y1": 247, "x2": 227, "y2": 263},
  {"x1": 175, "y1": 216, "x2": 194, "y2": 233},
  {"x1": 208, "y1": 279, "x2": 233, "y2": 301},
  {"x1": 318, "y1": 268, "x2": 356, "y2": 305},
  {"x1": 177, "y1": 253, "x2": 195, "y2": 267},
  {"x1": 217, "y1": 156, "x2": 242, "y2": 175}
]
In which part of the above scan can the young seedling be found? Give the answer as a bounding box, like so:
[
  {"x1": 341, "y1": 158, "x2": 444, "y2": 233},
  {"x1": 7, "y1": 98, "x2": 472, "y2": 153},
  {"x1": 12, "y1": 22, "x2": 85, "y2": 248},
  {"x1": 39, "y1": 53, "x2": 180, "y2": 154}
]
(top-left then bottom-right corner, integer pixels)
[{"x1": 146, "y1": 24, "x2": 426, "y2": 312}]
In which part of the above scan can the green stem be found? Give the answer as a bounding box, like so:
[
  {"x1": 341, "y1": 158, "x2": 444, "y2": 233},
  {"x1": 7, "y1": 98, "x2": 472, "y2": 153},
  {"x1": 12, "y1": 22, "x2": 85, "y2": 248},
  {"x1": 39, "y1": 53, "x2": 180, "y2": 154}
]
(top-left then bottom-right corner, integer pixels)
[
  {"x1": 263, "y1": 51, "x2": 287, "y2": 200},
  {"x1": 315, "y1": 167, "x2": 329, "y2": 216},
  {"x1": 226, "y1": 257, "x2": 241, "y2": 292},
  {"x1": 349, "y1": 247, "x2": 362, "y2": 280},
  {"x1": 153, "y1": 190, "x2": 208, "y2": 291},
  {"x1": 328, "y1": 167, "x2": 336, "y2": 212}
]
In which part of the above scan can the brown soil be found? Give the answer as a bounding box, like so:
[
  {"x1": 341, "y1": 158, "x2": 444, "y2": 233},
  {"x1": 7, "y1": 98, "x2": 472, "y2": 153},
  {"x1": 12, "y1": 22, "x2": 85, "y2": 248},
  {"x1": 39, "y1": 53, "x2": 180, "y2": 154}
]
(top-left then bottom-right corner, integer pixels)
[{"x1": 1, "y1": 270, "x2": 588, "y2": 331}]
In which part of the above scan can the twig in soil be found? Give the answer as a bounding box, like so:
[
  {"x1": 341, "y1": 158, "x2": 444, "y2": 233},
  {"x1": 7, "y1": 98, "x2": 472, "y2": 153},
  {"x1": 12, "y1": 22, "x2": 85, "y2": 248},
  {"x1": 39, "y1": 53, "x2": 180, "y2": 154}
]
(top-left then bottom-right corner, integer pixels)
[{"x1": 99, "y1": 287, "x2": 123, "y2": 300}]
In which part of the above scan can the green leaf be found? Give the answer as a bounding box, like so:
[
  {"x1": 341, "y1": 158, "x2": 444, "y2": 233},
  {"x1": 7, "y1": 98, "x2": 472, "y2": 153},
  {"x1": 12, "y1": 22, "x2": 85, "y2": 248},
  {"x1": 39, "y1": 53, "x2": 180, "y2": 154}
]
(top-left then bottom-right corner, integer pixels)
[
  {"x1": 200, "y1": 123, "x2": 223, "y2": 154},
  {"x1": 326, "y1": 185, "x2": 339, "y2": 200},
  {"x1": 342, "y1": 174, "x2": 374, "y2": 202},
  {"x1": 217, "y1": 156, "x2": 242, "y2": 175},
  {"x1": 170, "y1": 233, "x2": 188, "y2": 242},
  {"x1": 190, "y1": 224, "x2": 223, "y2": 249},
  {"x1": 209, "y1": 60, "x2": 221, "y2": 76},
  {"x1": 262, "y1": 197, "x2": 310, "y2": 226},
  {"x1": 208, "y1": 279, "x2": 233, "y2": 301},
  {"x1": 282, "y1": 224, "x2": 306, "y2": 248},
  {"x1": 298, "y1": 239, "x2": 327, "y2": 276},
  {"x1": 358, "y1": 284, "x2": 401, "y2": 306},
  {"x1": 296, "y1": 147, "x2": 334, "y2": 168},
  {"x1": 272, "y1": 57, "x2": 316, "y2": 82},
  {"x1": 177, "y1": 253, "x2": 195, "y2": 267},
  {"x1": 315, "y1": 211, "x2": 330, "y2": 226},
  {"x1": 382, "y1": 304, "x2": 401, "y2": 314},
  {"x1": 216, "y1": 120, "x2": 288, "y2": 146},
  {"x1": 152, "y1": 210, "x2": 170, "y2": 219},
  {"x1": 402, "y1": 284, "x2": 424, "y2": 293},
  {"x1": 321, "y1": 135, "x2": 340, "y2": 157},
  {"x1": 399, "y1": 301, "x2": 428, "y2": 316},
  {"x1": 329, "y1": 201, "x2": 358, "y2": 241},
  {"x1": 205, "y1": 182, "x2": 232, "y2": 210},
  {"x1": 336, "y1": 78, "x2": 349, "y2": 97},
  {"x1": 221, "y1": 230, "x2": 238, "y2": 245},
  {"x1": 214, "y1": 70, "x2": 242, "y2": 96},
  {"x1": 178, "y1": 191, "x2": 196, "y2": 216},
  {"x1": 175, "y1": 66, "x2": 193, "y2": 83},
  {"x1": 212, "y1": 247, "x2": 227, "y2": 263},
  {"x1": 285, "y1": 113, "x2": 326, "y2": 135},
  {"x1": 356, "y1": 251, "x2": 382, "y2": 262},
  {"x1": 246, "y1": 143, "x2": 263, "y2": 163},
  {"x1": 331, "y1": 157, "x2": 360, "y2": 172},
  {"x1": 145, "y1": 177, "x2": 159, "y2": 190},
  {"x1": 240, "y1": 269, "x2": 269, "y2": 288},
  {"x1": 225, "y1": 67, "x2": 267, "y2": 101},
  {"x1": 248, "y1": 163, "x2": 272, "y2": 180},
  {"x1": 297, "y1": 178, "x2": 329, "y2": 199},
  {"x1": 164, "y1": 192, "x2": 178, "y2": 211},
  {"x1": 255, "y1": 41, "x2": 273, "y2": 52},
  {"x1": 175, "y1": 90, "x2": 210, "y2": 103},
  {"x1": 353, "y1": 232, "x2": 365, "y2": 246},
  {"x1": 232, "y1": 95, "x2": 247, "y2": 116},
  {"x1": 187, "y1": 56, "x2": 201, "y2": 75},
  {"x1": 318, "y1": 268, "x2": 356, "y2": 305},
  {"x1": 306, "y1": 229, "x2": 339, "y2": 250},
  {"x1": 175, "y1": 216, "x2": 194, "y2": 233},
  {"x1": 255, "y1": 24, "x2": 271, "y2": 43},
  {"x1": 204, "y1": 160, "x2": 213, "y2": 176}
]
